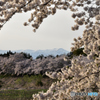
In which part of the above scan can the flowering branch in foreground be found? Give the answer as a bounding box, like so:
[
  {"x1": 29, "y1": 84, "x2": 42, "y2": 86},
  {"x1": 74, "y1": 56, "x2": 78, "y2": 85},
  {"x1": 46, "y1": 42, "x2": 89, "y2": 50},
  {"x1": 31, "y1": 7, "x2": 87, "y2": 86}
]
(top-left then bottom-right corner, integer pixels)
[{"x1": 32, "y1": 0, "x2": 100, "y2": 100}]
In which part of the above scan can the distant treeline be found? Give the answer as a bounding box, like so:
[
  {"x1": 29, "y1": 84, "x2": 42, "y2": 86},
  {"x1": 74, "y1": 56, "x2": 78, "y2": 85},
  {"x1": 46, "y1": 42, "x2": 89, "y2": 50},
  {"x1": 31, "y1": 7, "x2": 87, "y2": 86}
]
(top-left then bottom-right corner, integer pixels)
[
  {"x1": 36, "y1": 54, "x2": 60, "y2": 60},
  {"x1": 0, "y1": 50, "x2": 62, "y2": 60},
  {"x1": 0, "y1": 50, "x2": 32, "y2": 59},
  {"x1": 0, "y1": 50, "x2": 15, "y2": 57}
]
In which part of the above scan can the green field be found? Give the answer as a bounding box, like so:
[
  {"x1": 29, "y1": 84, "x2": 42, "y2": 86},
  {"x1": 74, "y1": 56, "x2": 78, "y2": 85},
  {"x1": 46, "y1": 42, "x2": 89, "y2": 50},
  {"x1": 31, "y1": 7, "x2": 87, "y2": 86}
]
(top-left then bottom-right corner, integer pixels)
[
  {"x1": 0, "y1": 89, "x2": 47, "y2": 100},
  {"x1": 0, "y1": 74, "x2": 57, "y2": 100}
]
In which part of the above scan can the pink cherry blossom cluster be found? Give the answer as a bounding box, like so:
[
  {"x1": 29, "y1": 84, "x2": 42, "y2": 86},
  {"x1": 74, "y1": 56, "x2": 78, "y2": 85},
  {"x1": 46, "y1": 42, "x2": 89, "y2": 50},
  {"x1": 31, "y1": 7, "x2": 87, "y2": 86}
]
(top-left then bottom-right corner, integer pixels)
[{"x1": 32, "y1": 0, "x2": 100, "y2": 100}]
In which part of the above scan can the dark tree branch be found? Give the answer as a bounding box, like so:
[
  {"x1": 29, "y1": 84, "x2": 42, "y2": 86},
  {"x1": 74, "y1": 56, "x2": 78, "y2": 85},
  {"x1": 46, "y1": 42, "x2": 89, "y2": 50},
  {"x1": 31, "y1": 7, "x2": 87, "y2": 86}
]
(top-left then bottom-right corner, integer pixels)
[
  {"x1": 2, "y1": 0, "x2": 51, "y2": 29},
  {"x1": 79, "y1": 71, "x2": 100, "y2": 82}
]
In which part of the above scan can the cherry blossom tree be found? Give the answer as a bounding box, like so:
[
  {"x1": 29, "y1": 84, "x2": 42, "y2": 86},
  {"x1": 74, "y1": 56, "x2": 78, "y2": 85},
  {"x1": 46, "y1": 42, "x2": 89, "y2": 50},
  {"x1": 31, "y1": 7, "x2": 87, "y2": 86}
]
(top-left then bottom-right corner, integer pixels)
[{"x1": 0, "y1": 0, "x2": 100, "y2": 100}]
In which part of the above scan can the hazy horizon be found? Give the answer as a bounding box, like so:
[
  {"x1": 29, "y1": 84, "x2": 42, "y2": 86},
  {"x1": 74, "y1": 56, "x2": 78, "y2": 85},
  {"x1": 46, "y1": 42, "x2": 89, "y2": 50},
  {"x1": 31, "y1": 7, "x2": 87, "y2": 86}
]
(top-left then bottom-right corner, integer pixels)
[{"x1": 0, "y1": 48, "x2": 69, "y2": 51}]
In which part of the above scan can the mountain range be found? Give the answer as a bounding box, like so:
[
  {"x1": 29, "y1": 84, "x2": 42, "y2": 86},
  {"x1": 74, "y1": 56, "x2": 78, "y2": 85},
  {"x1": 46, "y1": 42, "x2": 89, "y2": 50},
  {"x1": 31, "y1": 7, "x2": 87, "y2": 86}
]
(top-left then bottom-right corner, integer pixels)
[{"x1": 0, "y1": 48, "x2": 69, "y2": 59}]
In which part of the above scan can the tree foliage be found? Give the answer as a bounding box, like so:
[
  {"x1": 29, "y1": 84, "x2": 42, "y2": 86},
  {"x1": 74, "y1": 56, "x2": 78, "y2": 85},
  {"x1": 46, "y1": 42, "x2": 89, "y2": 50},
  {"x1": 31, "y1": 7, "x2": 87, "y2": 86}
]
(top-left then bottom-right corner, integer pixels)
[
  {"x1": 0, "y1": 53, "x2": 68, "y2": 76},
  {"x1": 0, "y1": 50, "x2": 15, "y2": 57},
  {"x1": 0, "y1": 0, "x2": 99, "y2": 32},
  {"x1": 72, "y1": 48, "x2": 87, "y2": 56},
  {"x1": 36, "y1": 54, "x2": 44, "y2": 60}
]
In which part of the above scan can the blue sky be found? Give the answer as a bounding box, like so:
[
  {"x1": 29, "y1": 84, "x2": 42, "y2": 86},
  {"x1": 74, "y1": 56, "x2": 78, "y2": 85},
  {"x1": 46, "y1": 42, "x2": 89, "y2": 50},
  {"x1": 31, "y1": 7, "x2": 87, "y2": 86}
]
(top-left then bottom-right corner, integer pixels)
[{"x1": 0, "y1": 9, "x2": 84, "y2": 51}]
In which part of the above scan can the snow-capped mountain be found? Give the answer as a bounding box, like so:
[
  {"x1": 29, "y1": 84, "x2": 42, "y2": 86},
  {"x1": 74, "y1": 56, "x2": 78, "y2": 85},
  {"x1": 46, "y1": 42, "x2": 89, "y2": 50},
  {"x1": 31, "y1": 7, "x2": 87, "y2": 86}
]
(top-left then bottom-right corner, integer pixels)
[{"x1": 0, "y1": 48, "x2": 69, "y2": 59}]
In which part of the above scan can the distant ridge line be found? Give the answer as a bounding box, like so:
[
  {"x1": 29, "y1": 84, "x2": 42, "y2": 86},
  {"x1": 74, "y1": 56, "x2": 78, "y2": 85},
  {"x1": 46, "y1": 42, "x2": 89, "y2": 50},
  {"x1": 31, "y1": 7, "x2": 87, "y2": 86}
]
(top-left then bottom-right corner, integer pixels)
[{"x1": 0, "y1": 48, "x2": 69, "y2": 59}]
